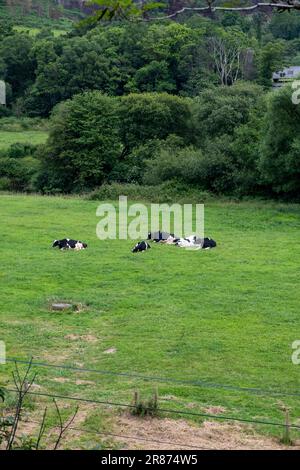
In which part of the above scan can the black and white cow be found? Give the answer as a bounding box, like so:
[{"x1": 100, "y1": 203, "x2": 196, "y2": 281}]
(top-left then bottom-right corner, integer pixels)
[
  {"x1": 147, "y1": 231, "x2": 179, "y2": 243},
  {"x1": 132, "y1": 241, "x2": 151, "y2": 253},
  {"x1": 176, "y1": 236, "x2": 217, "y2": 249},
  {"x1": 52, "y1": 239, "x2": 88, "y2": 251}
]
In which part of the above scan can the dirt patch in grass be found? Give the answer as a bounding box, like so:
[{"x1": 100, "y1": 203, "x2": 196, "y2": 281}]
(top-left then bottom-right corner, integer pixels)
[
  {"x1": 38, "y1": 351, "x2": 71, "y2": 364},
  {"x1": 64, "y1": 334, "x2": 98, "y2": 342},
  {"x1": 31, "y1": 383, "x2": 43, "y2": 390},
  {"x1": 51, "y1": 377, "x2": 70, "y2": 383},
  {"x1": 115, "y1": 414, "x2": 300, "y2": 450},
  {"x1": 75, "y1": 379, "x2": 95, "y2": 386},
  {"x1": 203, "y1": 405, "x2": 227, "y2": 415}
]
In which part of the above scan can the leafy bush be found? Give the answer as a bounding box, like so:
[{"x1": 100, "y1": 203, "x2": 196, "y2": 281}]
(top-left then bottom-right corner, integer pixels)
[
  {"x1": 260, "y1": 86, "x2": 300, "y2": 198},
  {"x1": 269, "y1": 11, "x2": 300, "y2": 40},
  {"x1": 131, "y1": 391, "x2": 159, "y2": 418},
  {"x1": 0, "y1": 117, "x2": 48, "y2": 132},
  {"x1": 0, "y1": 105, "x2": 12, "y2": 118},
  {"x1": 0, "y1": 142, "x2": 38, "y2": 159},
  {"x1": 109, "y1": 135, "x2": 186, "y2": 184},
  {"x1": 0, "y1": 156, "x2": 39, "y2": 191},
  {"x1": 192, "y1": 82, "x2": 265, "y2": 145},
  {"x1": 37, "y1": 92, "x2": 121, "y2": 193},
  {"x1": 0, "y1": 177, "x2": 11, "y2": 190},
  {"x1": 144, "y1": 146, "x2": 204, "y2": 186},
  {"x1": 119, "y1": 93, "x2": 194, "y2": 152},
  {"x1": 143, "y1": 140, "x2": 236, "y2": 194},
  {"x1": 87, "y1": 181, "x2": 212, "y2": 203}
]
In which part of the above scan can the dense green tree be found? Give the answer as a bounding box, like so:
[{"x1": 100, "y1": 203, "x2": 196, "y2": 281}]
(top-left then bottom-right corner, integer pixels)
[
  {"x1": 143, "y1": 137, "x2": 236, "y2": 194},
  {"x1": 37, "y1": 92, "x2": 121, "y2": 192},
  {"x1": 0, "y1": 155, "x2": 39, "y2": 191},
  {"x1": 128, "y1": 60, "x2": 176, "y2": 93},
  {"x1": 24, "y1": 33, "x2": 128, "y2": 116},
  {"x1": 0, "y1": 33, "x2": 36, "y2": 98},
  {"x1": 260, "y1": 86, "x2": 300, "y2": 197},
  {"x1": 229, "y1": 111, "x2": 265, "y2": 195},
  {"x1": 118, "y1": 93, "x2": 193, "y2": 153},
  {"x1": 207, "y1": 27, "x2": 255, "y2": 86},
  {"x1": 258, "y1": 41, "x2": 286, "y2": 87},
  {"x1": 192, "y1": 82, "x2": 264, "y2": 144},
  {"x1": 269, "y1": 11, "x2": 300, "y2": 41},
  {"x1": 0, "y1": 19, "x2": 13, "y2": 40}
]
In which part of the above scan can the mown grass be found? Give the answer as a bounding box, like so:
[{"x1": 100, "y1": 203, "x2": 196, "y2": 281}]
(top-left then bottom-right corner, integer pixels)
[
  {"x1": 0, "y1": 195, "x2": 300, "y2": 443},
  {"x1": 0, "y1": 131, "x2": 48, "y2": 150}
]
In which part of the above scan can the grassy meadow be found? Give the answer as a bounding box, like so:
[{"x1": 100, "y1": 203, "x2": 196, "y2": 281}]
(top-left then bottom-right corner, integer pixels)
[
  {"x1": 13, "y1": 26, "x2": 69, "y2": 37},
  {"x1": 0, "y1": 194, "x2": 300, "y2": 442},
  {"x1": 0, "y1": 131, "x2": 48, "y2": 150}
]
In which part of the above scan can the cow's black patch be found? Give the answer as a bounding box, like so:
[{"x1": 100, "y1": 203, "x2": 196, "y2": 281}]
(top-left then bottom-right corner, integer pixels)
[
  {"x1": 147, "y1": 231, "x2": 178, "y2": 243},
  {"x1": 202, "y1": 238, "x2": 217, "y2": 249}
]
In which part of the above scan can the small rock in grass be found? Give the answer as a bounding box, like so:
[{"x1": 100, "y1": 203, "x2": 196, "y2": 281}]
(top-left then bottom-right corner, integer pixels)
[
  {"x1": 103, "y1": 347, "x2": 117, "y2": 354},
  {"x1": 51, "y1": 303, "x2": 73, "y2": 311}
]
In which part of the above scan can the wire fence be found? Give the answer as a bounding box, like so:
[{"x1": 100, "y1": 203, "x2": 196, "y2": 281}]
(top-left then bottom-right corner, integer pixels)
[
  {"x1": 4, "y1": 356, "x2": 300, "y2": 398},
  {"x1": 4, "y1": 387, "x2": 300, "y2": 431},
  {"x1": 2, "y1": 356, "x2": 300, "y2": 450}
]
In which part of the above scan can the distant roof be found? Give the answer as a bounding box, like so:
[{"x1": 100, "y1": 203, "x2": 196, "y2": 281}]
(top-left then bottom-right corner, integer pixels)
[{"x1": 273, "y1": 66, "x2": 300, "y2": 80}]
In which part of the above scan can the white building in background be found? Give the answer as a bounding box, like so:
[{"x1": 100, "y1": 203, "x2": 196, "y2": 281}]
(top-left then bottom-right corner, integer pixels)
[
  {"x1": 0, "y1": 80, "x2": 6, "y2": 106},
  {"x1": 272, "y1": 66, "x2": 300, "y2": 88}
]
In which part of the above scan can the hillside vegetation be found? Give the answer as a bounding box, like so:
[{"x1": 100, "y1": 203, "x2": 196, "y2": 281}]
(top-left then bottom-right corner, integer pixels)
[
  {"x1": 0, "y1": 4, "x2": 300, "y2": 199},
  {"x1": 0, "y1": 0, "x2": 78, "y2": 30}
]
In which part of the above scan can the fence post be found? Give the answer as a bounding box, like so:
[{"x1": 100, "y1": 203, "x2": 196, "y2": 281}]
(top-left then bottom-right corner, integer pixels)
[{"x1": 280, "y1": 404, "x2": 292, "y2": 445}]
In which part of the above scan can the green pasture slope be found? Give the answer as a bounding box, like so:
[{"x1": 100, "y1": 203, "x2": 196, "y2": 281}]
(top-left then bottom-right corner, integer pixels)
[
  {"x1": 0, "y1": 131, "x2": 48, "y2": 150},
  {"x1": 13, "y1": 26, "x2": 68, "y2": 37},
  {"x1": 0, "y1": 195, "x2": 300, "y2": 440}
]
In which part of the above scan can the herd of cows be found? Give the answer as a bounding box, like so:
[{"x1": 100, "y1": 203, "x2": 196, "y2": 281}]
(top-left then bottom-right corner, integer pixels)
[
  {"x1": 132, "y1": 232, "x2": 217, "y2": 252},
  {"x1": 52, "y1": 232, "x2": 217, "y2": 253}
]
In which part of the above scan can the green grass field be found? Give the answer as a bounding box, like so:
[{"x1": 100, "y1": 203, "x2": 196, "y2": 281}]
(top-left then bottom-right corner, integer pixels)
[
  {"x1": 13, "y1": 26, "x2": 68, "y2": 37},
  {"x1": 0, "y1": 195, "x2": 300, "y2": 443},
  {"x1": 0, "y1": 131, "x2": 48, "y2": 150}
]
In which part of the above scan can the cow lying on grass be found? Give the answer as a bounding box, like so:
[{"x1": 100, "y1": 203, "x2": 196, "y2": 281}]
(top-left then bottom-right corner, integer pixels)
[
  {"x1": 147, "y1": 231, "x2": 179, "y2": 243},
  {"x1": 148, "y1": 231, "x2": 217, "y2": 249},
  {"x1": 176, "y1": 236, "x2": 217, "y2": 249},
  {"x1": 132, "y1": 235, "x2": 216, "y2": 253},
  {"x1": 52, "y1": 239, "x2": 88, "y2": 250},
  {"x1": 132, "y1": 241, "x2": 151, "y2": 253}
]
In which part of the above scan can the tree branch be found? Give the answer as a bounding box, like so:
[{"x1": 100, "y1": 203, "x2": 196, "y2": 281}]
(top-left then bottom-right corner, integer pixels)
[{"x1": 146, "y1": 2, "x2": 300, "y2": 21}]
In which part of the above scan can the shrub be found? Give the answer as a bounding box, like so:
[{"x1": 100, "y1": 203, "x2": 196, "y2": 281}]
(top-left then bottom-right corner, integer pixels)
[
  {"x1": 0, "y1": 143, "x2": 38, "y2": 159},
  {"x1": 0, "y1": 105, "x2": 12, "y2": 118},
  {"x1": 192, "y1": 82, "x2": 265, "y2": 145},
  {"x1": 260, "y1": 86, "x2": 300, "y2": 198},
  {"x1": 0, "y1": 117, "x2": 48, "y2": 132},
  {"x1": 37, "y1": 92, "x2": 121, "y2": 193},
  {"x1": 143, "y1": 139, "x2": 243, "y2": 195},
  {"x1": 0, "y1": 177, "x2": 11, "y2": 191},
  {"x1": 109, "y1": 135, "x2": 186, "y2": 184},
  {"x1": 131, "y1": 391, "x2": 159, "y2": 418},
  {"x1": 87, "y1": 181, "x2": 212, "y2": 203},
  {"x1": 118, "y1": 93, "x2": 194, "y2": 152},
  {"x1": 0, "y1": 156, "x2": 39, "y2": 191},
  {"x1": 144, "y1": 146, "x2": 205, "y2": 186}
]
